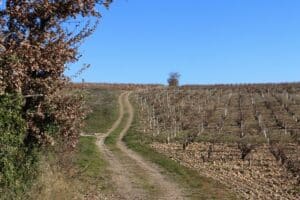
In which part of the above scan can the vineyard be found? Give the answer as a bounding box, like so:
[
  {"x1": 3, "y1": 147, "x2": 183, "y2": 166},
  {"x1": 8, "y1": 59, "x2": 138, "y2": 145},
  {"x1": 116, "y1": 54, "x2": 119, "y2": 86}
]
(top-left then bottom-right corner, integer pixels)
[{"x1": 134, "y1": 83, "x2": 300, "y2": 199}]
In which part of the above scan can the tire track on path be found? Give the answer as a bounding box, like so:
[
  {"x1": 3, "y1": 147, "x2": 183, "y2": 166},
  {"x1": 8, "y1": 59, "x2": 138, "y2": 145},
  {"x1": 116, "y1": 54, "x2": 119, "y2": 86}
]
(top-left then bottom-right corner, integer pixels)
[{"x1": 96, "y1": 92, "x2": 185, "y2": 200}]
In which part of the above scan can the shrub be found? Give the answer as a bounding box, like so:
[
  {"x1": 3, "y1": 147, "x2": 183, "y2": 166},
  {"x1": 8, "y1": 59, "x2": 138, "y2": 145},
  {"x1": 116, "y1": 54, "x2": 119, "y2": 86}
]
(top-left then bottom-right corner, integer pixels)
[{"x1": 0, "y1": 94, "x2": 38, "y2": 199}]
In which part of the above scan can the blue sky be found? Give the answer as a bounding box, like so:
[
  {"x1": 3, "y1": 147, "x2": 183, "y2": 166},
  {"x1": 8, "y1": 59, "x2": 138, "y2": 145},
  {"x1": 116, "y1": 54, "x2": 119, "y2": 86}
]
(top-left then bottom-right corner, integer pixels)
[{"x1": 67, "y1": 0, "x2": 300, "y2": 85}]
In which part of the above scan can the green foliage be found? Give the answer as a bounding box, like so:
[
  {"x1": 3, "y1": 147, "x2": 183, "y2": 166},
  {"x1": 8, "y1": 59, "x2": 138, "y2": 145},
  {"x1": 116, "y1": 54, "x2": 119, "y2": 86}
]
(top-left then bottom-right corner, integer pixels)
[{"x1": 0, "y1": 94, "x2": 38, "y2": 199}]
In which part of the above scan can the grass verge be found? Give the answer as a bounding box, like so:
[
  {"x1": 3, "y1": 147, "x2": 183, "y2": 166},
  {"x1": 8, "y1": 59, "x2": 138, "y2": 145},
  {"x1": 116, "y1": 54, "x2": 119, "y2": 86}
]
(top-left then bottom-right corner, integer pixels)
[
  {"x1": 28, "y1": 135, "x2": 115, "y2": 200},
  {"x1": 28, "y1": 89, "x2": 120, "y2": 199},
  {"x1": 73, "y1": 88, "x2": 121, "y2": 196},
  {"x1": 83, "y1": 88, "x2": 119, "y2": 134},
  {"x1": 75, "y1": 136, "x2": 108, "y2": 178},
  {"x1": 104, "y1": 113, "x2": 129, "y2": 149},
  {"x1": 74, "y1": 136, "x2": 115, "y2": 195}
]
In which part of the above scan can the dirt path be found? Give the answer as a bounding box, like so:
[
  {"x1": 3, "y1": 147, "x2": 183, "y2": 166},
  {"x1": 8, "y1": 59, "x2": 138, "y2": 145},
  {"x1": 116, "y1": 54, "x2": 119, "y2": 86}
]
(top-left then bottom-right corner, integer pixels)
[{"x1": 96, "y1": 92, "x2": 185, "y2": 200}]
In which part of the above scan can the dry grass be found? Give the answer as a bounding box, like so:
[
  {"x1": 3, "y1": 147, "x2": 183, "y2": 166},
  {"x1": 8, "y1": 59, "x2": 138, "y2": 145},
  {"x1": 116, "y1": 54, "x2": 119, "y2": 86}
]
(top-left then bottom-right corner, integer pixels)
[{"x1": 28, "y1": 154, "x2": 82, "y2": 200}]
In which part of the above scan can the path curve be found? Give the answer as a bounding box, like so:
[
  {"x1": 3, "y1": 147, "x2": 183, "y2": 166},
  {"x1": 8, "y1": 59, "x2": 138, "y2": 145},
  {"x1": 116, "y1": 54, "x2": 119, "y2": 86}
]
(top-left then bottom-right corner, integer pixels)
[{"x1": 96, "y1": 92, "x2": 185, "y2": 200}]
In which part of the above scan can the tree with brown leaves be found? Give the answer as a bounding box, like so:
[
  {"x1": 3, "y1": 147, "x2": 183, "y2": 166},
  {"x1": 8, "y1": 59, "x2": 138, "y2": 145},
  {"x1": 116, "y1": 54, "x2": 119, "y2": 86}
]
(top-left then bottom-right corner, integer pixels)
[
  {"x1": 0, "y1": 0, "x2": 112, "y2": 148},
  {"x1": 0, "y1": 1, "x2": 113, "y2": 197}
]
